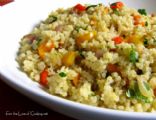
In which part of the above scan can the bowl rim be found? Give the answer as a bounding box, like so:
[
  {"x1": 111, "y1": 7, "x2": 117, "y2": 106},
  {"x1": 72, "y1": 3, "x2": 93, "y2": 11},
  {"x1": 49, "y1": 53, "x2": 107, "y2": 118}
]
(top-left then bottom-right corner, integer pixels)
[{"x1": 0, "y1": 68, "x2": 156, "y2": 119}]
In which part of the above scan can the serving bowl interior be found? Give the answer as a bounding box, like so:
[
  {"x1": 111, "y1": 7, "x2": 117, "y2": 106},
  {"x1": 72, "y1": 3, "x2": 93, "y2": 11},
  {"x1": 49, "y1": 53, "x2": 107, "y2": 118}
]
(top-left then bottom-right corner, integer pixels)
[{"x1": 0, "y1": 0, "x2": 156, "y2": 120}]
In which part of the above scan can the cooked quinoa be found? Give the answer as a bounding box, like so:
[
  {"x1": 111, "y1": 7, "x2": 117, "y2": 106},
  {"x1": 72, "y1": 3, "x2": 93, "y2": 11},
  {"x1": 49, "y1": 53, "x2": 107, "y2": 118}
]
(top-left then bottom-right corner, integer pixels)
[{"x1": 17, "y1": 2, "x2": 156, "y2": 112}]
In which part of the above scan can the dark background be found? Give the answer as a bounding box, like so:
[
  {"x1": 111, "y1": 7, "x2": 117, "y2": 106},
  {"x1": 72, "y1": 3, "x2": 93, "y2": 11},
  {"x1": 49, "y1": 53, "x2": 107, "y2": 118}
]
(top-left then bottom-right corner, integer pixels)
[{"x1": 0, "y1": 76, "x2": 75, "y2": 120}]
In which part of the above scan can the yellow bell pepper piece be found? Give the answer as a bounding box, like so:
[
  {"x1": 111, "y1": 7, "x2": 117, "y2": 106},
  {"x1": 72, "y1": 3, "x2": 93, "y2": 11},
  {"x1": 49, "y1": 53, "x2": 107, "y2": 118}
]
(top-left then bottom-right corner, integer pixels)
[
  {"x1": 128, "y1": 35, "x2": 143, "y2": 45},
  {"x1": 76, "y1": 31, "x2": 97, "y2": 46},
  {"x1": 62, "y1": 51, "x2": 76, "y2": 66},
  {"x1": 38, "y1": 41, "x2": 54, "y2": 59}
]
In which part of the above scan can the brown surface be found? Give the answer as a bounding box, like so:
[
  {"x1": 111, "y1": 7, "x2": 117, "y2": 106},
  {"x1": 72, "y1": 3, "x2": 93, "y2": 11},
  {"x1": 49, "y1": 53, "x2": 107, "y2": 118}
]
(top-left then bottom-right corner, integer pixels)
[{"x1": 0, "y1": 76, "x2": 75, "y2": 120}]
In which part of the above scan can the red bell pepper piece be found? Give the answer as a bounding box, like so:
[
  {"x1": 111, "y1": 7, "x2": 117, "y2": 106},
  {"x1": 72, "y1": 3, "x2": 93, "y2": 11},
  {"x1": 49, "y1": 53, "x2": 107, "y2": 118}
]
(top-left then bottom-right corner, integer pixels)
[
  {"x1": 0, "y1": 0, "x2": 14, "y2": 6},
  {"x1": 40, "y1": 70, "x2": 48, "y2": 86},
  {"x1": 113, "y1": 36, "x2": 123, "y2": 44},
  {"x1": 74, "y1": 4, "x2": 86, "y2": 12},
  {"x1": 110, "y1": 2, "x2": 124, "y2": 9}
]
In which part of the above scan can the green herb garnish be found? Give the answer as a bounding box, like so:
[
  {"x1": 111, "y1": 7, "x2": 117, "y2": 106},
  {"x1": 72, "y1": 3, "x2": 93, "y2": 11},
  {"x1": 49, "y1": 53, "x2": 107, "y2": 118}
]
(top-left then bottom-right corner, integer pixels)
[
  {"x1": 154, "y1": 39, "x2": 156, "y2": 45},
  {"x1": 110, "y1": 3, "x2": 116, "y2": 7},
  {"x1": 144, "y1": 39, "x2": 148, "y2": 47},
  {"x1": 79, "y1": 51, "x2": 85, "y2": 58},
  {"x1": 143, "y1": 81, "x2": 151, "y2": 91},
  {"x1": 36, "y1": 38, "x2": 42, "y2": 46},
  {"x1": 145, "y1": 21, "x2": 148, "y2": 26},
  {"x1": 59, "y1": 72, "x2": 67, "y2": 77},
  {"x1": 113, "y1": 9, "x2": 120, "y2": 15},
  {"x1": 126, "y1": 88, "x2": 135, "y2": 98},
  {"x1": 126, "y1": 81, "x2": 153, "y2": 103},
  {"x1": 86, "y1": 5, "x2": 97, "y2": 10},
  {"x1": 31, "y1": 37, "x2": 42, "y2": 50},
  {"x1": 46, "y1": 16, "x2": 57, "y2": 24},
  {"x1": 129, "y1": 49, "x2": 138, "y2": 63},
  {"x1": 75, "y1": 26, "x2": 87, "y2": 32},
  {"x1": 138, "y1": 9, "x2": 147, "y2": 16}
]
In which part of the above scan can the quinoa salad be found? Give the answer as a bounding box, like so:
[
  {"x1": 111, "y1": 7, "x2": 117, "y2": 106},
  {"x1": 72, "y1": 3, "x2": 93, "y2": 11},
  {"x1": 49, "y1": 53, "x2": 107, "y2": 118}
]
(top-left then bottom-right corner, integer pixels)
[{"x1": 17, "y1": 2, "x2": 156, "y2": 112}]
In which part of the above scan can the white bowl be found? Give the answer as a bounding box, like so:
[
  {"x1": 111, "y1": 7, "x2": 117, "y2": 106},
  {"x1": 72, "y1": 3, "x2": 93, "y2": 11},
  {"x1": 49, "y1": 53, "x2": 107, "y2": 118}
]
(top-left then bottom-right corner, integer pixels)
[{"x1": 0, "y1": 0, "x2": 156, "y2": 120}]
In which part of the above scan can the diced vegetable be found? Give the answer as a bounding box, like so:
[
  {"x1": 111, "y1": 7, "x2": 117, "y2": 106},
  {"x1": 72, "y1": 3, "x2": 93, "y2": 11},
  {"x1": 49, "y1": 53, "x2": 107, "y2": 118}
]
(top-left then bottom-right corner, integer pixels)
[
  {"x1": 75, "y1": 26, "x2": 87, "y2": 32},
  {"x1": 138, "y1": 9, "x2": 147, "y2": 16},
  {"x1": 133, "y1": 15, "x2": 145, "y2": 26},
  {"x1": 125, "y1": 79, "x2": 130, "y2": 88},
  {"x1": 126, "y1": 81, "x2": 153, "y2": 103},
  {"x1": 110, "y1": 2, "x2": 124, "y2": 9},
  {"x1": 126, "y1": 88, "x2": 153, "y2": 103},
  {"x1": 55, "y1": 25, "x2": 63, "y2": 32},
  {"x1": 32, "y1": 37, "x2": 42, "y2": 50},
  {"x1": 128, "y1": 35, "x2": 143, "y2": 45},
  {"x1": 137, "y1": 79, "x2": 153, "y2": 98},
  {"x1": 113, "y1": 36, "x2": 123, "y2": 44},
  {"x1": 74, "y1": 4, "x2": 86, "y2": 12},
  {"x1": 140, "y1": 22, "x2": 145, "y2": 26},
  {"x1": 59, "y1": 72, "x2": 67, "y2": 77},
  {"x1": 109, "y1": 48, "x2": 117, "y2": 52},
  {"x1": 79, "y1": 51, "x2": 85, "y2": 58},
  {"x1": 143, "y1": 39, "x2": 148, "y2": 47},
  {"x1": 62, "y1": 51, "x2": 76, "y2": 66},
  {"x1": 75, "y1": 51, "x2": 85, "y2": 64},
  {"x1": 95, "y1": 49, "x2": 103, "y2": 59},
  {"x1": 113, "y1": 9, "x2": 120, "y2": 15},
  {"x1": 154, "y1": 88, "x2": 156, "y2": 96},
  {"x1": 145, "y1": 21, "x2": 148, "y2": 26},
  {"x1": 86, "y1": 5, "x2": 97, "y2": 10},
  {"x1": 126, "y1": 88, "x2": 135, "y2": 98},
  {"x1": 76, "y1": 31, "x2": 97, "y2": 46},
  {"x1": 46, "y1": 16, "x2": 57, "y2": 24},
  {"x1": 23, "y1": 34, "x2": 36, "y2": 44},
  {"x1": 36, "y1": 38, "x2": 42, "y2": 46},
  {"x1": 134, "y1": 21, "x2": 145, "y2": 26},
  {"x1": 107, "y1": 64, "x2": 120, "y2": 73},
  {"x1": 40, "y1": 70, "x2": 48, "y2": 86},
  {"x1": 134, "y1": 20, "x2": 139, "y2": 26},
  {"x1": 0, "y1": 0, "x2": 14, "y2": 6},
  {"x1": 38, "y1": 41, "x2": 54, "y2": 59},
  {"x1": 72, "y1": 73, "x2": 80, "y2": 86},
  {"x1": 133, "y1": 15, "x2": 141, "y2": 21},
  {"x1": 129, "y1": 49, "x2": 138, "y2": 63}
]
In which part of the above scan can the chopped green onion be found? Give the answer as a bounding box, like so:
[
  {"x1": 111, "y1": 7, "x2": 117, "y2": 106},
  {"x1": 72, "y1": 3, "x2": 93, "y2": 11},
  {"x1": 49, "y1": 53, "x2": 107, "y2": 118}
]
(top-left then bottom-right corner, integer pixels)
[
  {"x1": 138, "y1": 9, "x2": 147, "y2": 16},
  {"x1": 31, "y1": 37, "x2": 42, "y2": 50},
  {"x1": 110, "y1": 3, "x2": 116, "y2": 7},
  {"x1": 59, "y1": 72, "x2": 67, "y2": 77},
  {"x1": 36, "y1": 38, "x2": 42, "y2": 46},
  {"x1": 145, "y1": 21, "x2": 148, "y2": 26},
  {"x1": 46, "y1": 16, "x2": 57, "y2": 24},
  {"x1": 113, "y1": 9, "x2": 120, "y2": 15},
  {"x1": 75, "y1": 26, "x2": 82, "y2": 32},
  {"x1": 129, "y1": 49, "x2": 138, "y2": 63},
  {"x1": 143, "y1": 81, "x2": 151, "y2": 91},
  {"x1": 126, "y1": 81, "x2": 153, "y2": 103},
  {"x1": 75, "y1": 26, "x2": 87, "y2": 32},
  {"x1": 154, "y1": 39, "x2": 156, "y2": 44},
  {"x1": 79, "y1": 51, "x2": 85, "y2": 58},
  {"x1": 126, "y1": 89, "x2": 135, "y2": 98},
  {"x1": 137, "y1": 79, "x2": 153, "y2": 98},
  {"x1": 144, "y1": 39, "x2": 148, "y2": 47},
  {"x1": 86, "y1": 5, "x2": 97, "y2": 10}
]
